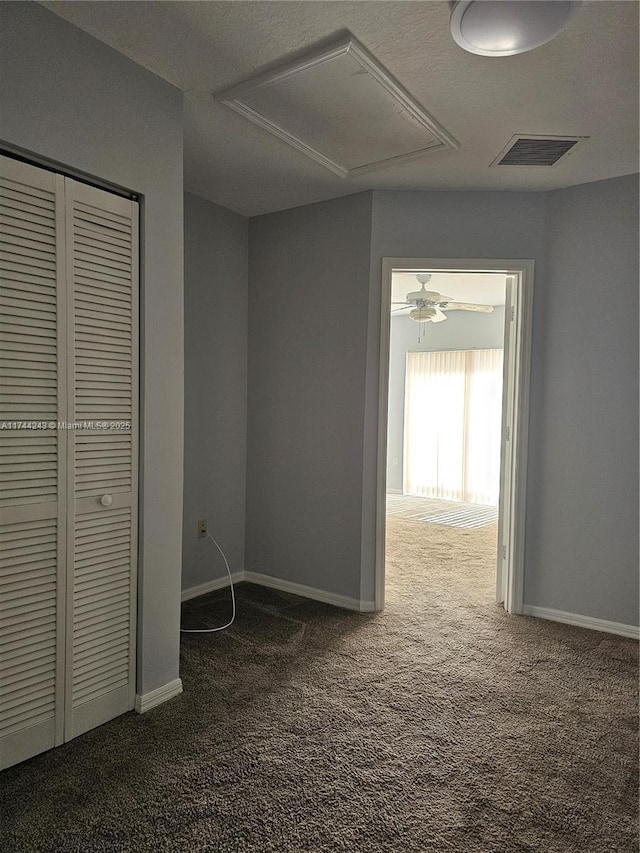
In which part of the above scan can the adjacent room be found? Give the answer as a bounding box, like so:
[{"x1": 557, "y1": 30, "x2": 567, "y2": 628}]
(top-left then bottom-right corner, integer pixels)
[
  {"x1": 385, "y1": 270, "x2": 507, "y2": 611},
  {"x1": 0, "y1": 2, "x2": 638, "y2": 852}
]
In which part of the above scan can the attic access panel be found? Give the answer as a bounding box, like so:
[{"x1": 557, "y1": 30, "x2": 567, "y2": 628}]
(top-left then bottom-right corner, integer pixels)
[{"x1": 215, "y1": 36, "x2": 459, "y2": 178}]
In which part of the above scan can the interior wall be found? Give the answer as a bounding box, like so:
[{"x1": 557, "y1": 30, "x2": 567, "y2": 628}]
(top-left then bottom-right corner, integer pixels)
[
  {"x1": 527, "y1": 174, "x2": 639, "y2": 625},
  {"x1": 6, "y1": 1, "x2": 635, "y2": 654},
  {"x1": 182, "y1": 193, "x2": 248, "y2": 593},
  {"x1": 387, "y1": 307, "x2": 506, "y2": 492},
  {"x1": 246, "y1": 192, "x2": 373, "y2": 602},
  {"x1": 0, "y1": 3, "x2": 185, "y2": 694},
  {"x1": 363, "y1": 190, "x2": 547, "y2": 601}
]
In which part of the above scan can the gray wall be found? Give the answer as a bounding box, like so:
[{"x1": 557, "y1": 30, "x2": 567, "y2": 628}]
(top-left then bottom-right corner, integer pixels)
[
  {"x1": 0, "y1": 3, "x2": 185, "y2": 694},
  {"x1": 526, "y1": 175, "x2": 639, "y2": 624},
  {"x1": 183, "y1": 193, "x2": 248, "y2": 591},
  {"x1": 387, "y1": 308, "x2": 506, "y2": 492},
  {"x1": 362, "y1": 190, "x2": 548, "y2": 601},
  {"x1": 246, "y1": 192, "x2": 373, "y2": 601}
]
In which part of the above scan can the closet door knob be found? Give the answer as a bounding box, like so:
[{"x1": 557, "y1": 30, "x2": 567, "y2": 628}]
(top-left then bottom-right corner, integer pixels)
[{"x1": 100, "y1": 494, "x2": 113, "y2": 507}]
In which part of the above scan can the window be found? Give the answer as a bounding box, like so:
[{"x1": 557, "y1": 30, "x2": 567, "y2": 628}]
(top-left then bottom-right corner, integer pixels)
[{"x1": 404, "y1": 349, "x2": 504, "y2": 505}]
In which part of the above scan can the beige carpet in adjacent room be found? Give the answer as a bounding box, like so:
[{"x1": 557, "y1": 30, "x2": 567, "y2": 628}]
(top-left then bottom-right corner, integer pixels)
[{"x1": 0, "y1": 516, "x2": 637, "y2": 852}]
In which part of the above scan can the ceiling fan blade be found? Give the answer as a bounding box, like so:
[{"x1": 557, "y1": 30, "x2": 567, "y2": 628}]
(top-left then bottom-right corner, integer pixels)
[
  {"x1": 405, "y1": 287, "x2": 449, "y2": 304},
  {"x1": 443, "y1": 302, "x2": 494, "y2": 313},
  {"x1": 431, "y1": 307, "x2": 448, "y2": 323}
]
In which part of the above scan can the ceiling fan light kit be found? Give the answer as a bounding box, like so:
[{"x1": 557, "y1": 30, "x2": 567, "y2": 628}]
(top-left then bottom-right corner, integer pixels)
[
  {"x1": 410, "y1": 307, "x2": 437, "y2": 323},
  {"x1": 449, "y1": 1, "x2": 583, "y2": 57}
]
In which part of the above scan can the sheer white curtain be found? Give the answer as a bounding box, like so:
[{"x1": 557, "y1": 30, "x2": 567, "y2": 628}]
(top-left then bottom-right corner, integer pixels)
[{"x1": 403, "y1": 349, "x2": 504, "y2": 505}]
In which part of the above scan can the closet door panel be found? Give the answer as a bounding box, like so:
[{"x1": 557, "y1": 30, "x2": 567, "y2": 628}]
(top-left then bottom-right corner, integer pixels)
[
  {"x1": 0, "y1": 156, "x2": 66, "y2": 770},
  {"x1": 64, "y1": 179, "x2": 138, "y2": 741}
]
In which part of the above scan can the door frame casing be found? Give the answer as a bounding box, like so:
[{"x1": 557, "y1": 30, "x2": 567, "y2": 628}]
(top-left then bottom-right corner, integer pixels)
[{"x1": 374, "y1": 257, "x2": 535, "y2": 614}]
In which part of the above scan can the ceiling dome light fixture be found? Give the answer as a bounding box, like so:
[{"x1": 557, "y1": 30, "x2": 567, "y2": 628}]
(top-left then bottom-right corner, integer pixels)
[{"x1": 449, "y1": 1, "x2": 582, "y2": 57}]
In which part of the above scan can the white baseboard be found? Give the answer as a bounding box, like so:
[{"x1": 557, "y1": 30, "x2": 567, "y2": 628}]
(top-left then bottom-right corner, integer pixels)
[
  {"x1": 135, "y1": 678, "x2": 183, "y2": 713},
  {"x1": 243, "y1": 570, "x2": 376, "y2": 613},
  {"x1": 522, "y1": 605, "x2": 639, "y2": 640},
  {"x1": 386, "y1": 488, "x2": 403, "y2": 495},
  {"x1": 182, "y1": 569, "x2": 375, "y2": 613},
  {"x1": 181, "y1": 573, "x2": 244, "y2": 602}
]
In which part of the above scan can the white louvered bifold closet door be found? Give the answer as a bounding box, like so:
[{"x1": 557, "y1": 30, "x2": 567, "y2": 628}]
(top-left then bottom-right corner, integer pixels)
[
  {"x1": 0, "y1": 155, "x2": 138, "y2": 769},
  {"x1": 64, "y1": 179, "x2": 138, "y2": 740},
  {"x1": 0, "y1": 157, "x2": 67, "y2": 769}
]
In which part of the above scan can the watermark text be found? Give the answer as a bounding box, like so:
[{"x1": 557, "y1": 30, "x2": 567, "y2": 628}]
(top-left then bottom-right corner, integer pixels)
[{"x1": 1, "y1": 421, "x2": 131, "y2": 431}]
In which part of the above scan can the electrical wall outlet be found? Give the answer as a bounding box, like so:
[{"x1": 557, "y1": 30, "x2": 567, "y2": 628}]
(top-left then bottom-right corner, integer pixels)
[{"x1": 197, "y1": 519, "x2": 207, "y2": 539}]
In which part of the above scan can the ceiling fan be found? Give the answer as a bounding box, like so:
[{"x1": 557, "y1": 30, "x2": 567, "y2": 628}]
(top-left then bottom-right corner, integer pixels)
[{"x1": 392, "y1": 273, "x2": 494, "y2": 323}]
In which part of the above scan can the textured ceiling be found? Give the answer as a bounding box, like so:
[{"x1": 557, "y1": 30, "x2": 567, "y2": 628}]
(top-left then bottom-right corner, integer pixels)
[{"x1": 42, "y1": 1, "x2": 639, "y2": 216}]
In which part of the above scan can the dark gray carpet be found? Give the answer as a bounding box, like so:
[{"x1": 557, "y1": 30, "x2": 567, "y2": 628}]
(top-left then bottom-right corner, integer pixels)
[{"x1": 0, "y1": 517, "x2": 637, "y2": 852}]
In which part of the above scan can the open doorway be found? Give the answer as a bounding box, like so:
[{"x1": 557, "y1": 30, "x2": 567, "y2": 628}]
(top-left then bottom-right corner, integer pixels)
[{"x1": 375, "y1": 258, "x2": 534, "y2": 615}]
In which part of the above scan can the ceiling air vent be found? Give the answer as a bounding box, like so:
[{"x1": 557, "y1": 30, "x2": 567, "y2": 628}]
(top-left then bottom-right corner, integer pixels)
[{"x1": 491, "y1": 135, "x2": 586, "y2": 167}]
